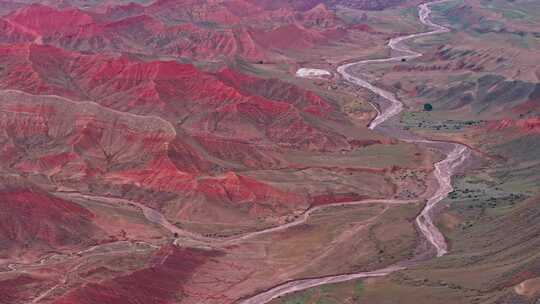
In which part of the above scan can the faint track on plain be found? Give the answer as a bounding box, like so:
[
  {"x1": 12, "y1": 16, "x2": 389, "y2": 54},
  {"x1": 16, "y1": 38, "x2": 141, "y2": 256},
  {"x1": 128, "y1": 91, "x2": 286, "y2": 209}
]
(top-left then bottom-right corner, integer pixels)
[{"x1": 57, "y1": 191, "x2": 414, "y2": 247}]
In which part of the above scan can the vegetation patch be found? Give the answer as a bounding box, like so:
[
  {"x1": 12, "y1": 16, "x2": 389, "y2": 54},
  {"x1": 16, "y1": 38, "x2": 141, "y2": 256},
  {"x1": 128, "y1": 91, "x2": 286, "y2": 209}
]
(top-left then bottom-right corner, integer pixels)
[{"x1": 401, "y1": 111, "x2": 484, "y2": 132}]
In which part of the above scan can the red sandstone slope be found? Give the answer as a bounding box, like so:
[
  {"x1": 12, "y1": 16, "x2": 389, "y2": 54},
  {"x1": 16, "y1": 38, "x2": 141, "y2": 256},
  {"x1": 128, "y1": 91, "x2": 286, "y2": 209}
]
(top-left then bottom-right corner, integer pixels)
[
  {"x1": 144, "y1": 0, "x2": 242, "y2": 24},
  {"x1": 216, "y1": 68, "x2": 335, "y2": 117},
  {"x1": 198, "y1": 172, "x2": 304, "y2": 215},
  {"x1": 54, "y1": 246, "x2": 223, "y2": 304},
  {"x1": 0, "y1": 19, "x2": 36, "y2": 44},
  {"x1": 0, "y1": 177, "x2": 102, "y2": 259},
  {"x1": 0, "y1": 44, "x2": 349, "y2": 153},
  {"x1": 0, "y1": 1, "x2": 394, "y2": 234},
  {"x1": 488, "y1": 118, "x2": 540, "y2": 134},
  {"x1": 302, "y1": 3, "x2": 340, "y2": 28},
  {"x1": 7, "y1": 4, "x2": 94, "y2": 35},
  {"x1": 251, "y1": 24, "x2": 333, "y2": 50},
  {"x1": 0, "y1": 274, "x2": 43, "y2": 304},
  {"x1": 0, "y1": 0, "x2": 351, "y2": 60},
  {"x1": 0, "y1": 190, "x2": 96, "y2": 253},
  {"x1": 0, "y1": 90, "x2": 312, "y2": 222}
]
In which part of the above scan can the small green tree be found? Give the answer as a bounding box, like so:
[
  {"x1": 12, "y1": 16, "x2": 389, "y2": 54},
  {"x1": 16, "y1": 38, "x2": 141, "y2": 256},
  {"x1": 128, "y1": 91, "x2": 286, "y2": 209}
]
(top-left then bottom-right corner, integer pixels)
[{"x1": 424, "y1": 103, "x2": 433, "y2": 111}]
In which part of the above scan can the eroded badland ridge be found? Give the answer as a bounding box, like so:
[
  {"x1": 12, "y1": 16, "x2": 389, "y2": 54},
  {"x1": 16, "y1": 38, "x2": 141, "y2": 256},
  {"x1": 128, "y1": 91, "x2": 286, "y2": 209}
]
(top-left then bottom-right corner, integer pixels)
[{"x1": 0, "y1": 0, "x2": 538, "y2": 303}]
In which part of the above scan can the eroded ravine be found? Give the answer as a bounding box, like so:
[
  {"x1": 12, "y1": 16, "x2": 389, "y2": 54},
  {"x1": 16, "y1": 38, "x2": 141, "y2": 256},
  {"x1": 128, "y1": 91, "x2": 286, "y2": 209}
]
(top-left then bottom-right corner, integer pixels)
[{"x1": 238, "y1": 1, "x2": 470, "y2": 303}]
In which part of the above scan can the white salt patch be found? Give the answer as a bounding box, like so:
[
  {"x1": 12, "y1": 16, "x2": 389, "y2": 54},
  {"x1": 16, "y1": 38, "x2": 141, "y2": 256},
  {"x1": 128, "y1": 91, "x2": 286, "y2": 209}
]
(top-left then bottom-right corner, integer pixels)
[{"x1": 295, "y1": 68, "x2": 331, "y2": 78}]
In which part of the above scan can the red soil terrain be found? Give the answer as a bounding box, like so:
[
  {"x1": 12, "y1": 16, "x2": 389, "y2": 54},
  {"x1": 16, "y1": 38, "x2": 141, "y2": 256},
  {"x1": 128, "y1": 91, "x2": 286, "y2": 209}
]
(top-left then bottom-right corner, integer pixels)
[
  {"x1": 0, "y1": 43, "x2": 350, "y2": 154},
  {"x1": 54, "y1": 246, "x2": 222, "y2": 304},
  {"x1": 0, "y1": 0, "x2": 406, "y2": 61},
  {"x1": 0, "y1": 44, "x2": 391, "y2": 226},
  {"x1": 0, "y1": 274, "x2": 43, "y2": 303},
  {"x1": 0, "y1": 90, "x2": 310, "y2": 221},
  {"x1": 0, "y1": 1, "x2": 355, "y2": 61},
  {"x1": 488, "y1": 118, "x2": 540, "y2": 133},
  {"x1": 0, "y1": 177, "x2": 102, "y2": 259},
  {"x1": 0, "y1": 1, "x2": 419, "y2": 303},
  {"x1": 0, "y1": 0, "x2": 414, "y2": 230}
]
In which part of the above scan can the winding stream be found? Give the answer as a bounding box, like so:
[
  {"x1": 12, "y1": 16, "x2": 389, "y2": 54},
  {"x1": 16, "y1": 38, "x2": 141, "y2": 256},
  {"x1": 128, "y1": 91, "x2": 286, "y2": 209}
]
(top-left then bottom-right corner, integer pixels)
[{"x1": 239, "y1": 1, "x2": 470, "y2": 303}]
